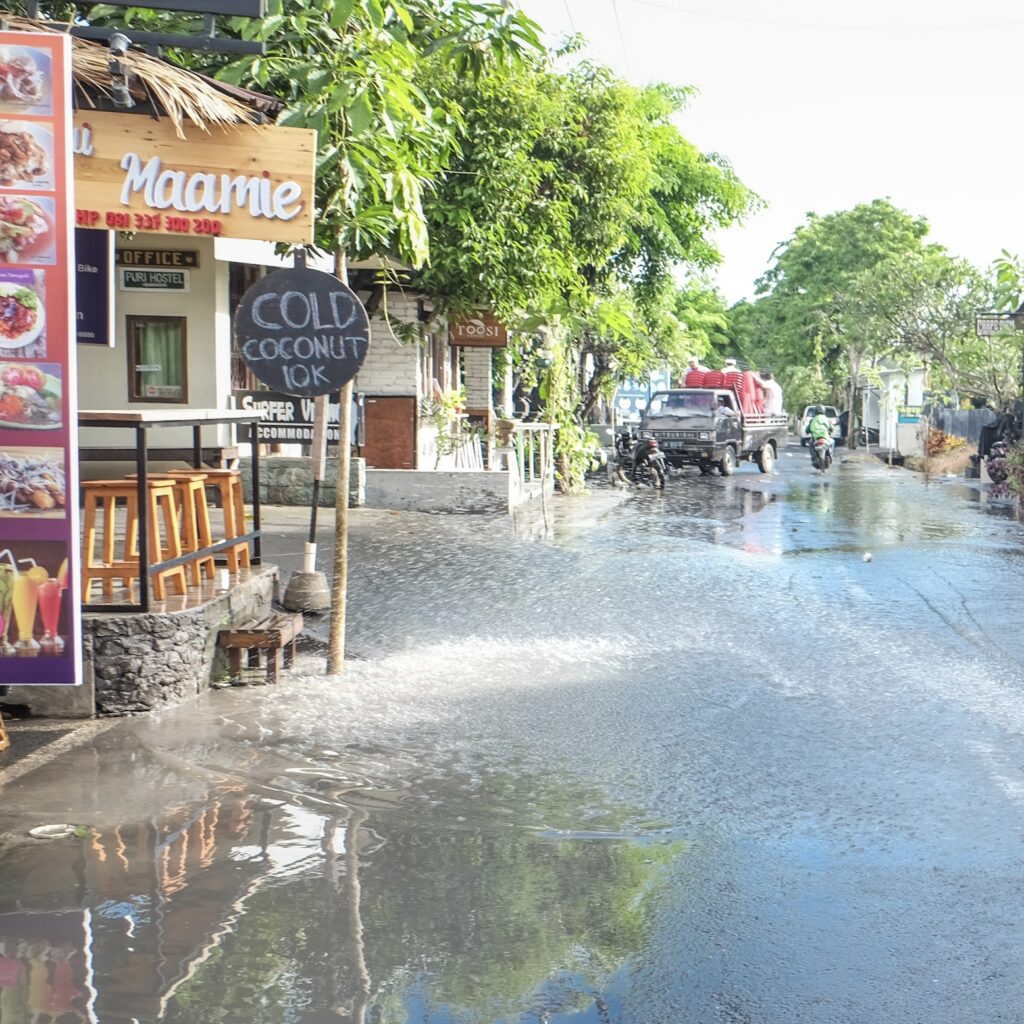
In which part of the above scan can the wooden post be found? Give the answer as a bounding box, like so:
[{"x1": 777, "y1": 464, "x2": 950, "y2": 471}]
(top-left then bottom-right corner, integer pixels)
[{"x1": 328, "y1": 250, "x2": 353, "y2": 674}]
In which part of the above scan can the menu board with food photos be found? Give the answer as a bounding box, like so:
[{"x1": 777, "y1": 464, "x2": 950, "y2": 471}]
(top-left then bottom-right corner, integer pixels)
[{"x1": 0, "y1": 32, "x2": 79, "y2": 685}]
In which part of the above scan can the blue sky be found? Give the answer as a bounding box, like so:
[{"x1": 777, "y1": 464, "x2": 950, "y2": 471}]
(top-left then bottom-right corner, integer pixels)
[{"x1": 518, "y1": 0, "x2": 1024, "y2": 303}]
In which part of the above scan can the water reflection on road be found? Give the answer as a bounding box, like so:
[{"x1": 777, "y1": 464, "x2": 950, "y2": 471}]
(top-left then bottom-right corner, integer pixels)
[
  {"x1": 2, "y1": 452, "x2": 1024, "y2": 1022},
  {"x1": 0, "y1": 727, "x2": 683, "y2": 1023}
]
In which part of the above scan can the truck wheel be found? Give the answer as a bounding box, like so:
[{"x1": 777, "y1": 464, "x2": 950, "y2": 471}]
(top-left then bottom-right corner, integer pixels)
[
  {"x1": 719, "y1": 446, "x2": 736, "y2": 476},
  {"x1": 756, "y1": 441, "x2": 776, "y2": 474}
]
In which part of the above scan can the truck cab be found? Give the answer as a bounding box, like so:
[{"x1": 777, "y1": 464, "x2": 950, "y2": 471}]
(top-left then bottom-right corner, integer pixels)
[{"x1": 641, "y1": 388, "x2": 786, "y2": 476}]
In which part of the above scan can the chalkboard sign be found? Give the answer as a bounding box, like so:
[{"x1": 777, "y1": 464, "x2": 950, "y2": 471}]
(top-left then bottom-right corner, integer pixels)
[{"x1": 234, "y1": 268, "x2": 370, "y2": 397}]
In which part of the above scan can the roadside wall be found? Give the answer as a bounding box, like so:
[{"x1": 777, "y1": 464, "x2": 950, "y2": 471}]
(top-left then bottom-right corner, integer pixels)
[
  {"x1": 930, "y1": 407, "x2": 997, "y2": 444},
  {"x1": 239, "y1": 456, "x2": 366, "y2": 507}
]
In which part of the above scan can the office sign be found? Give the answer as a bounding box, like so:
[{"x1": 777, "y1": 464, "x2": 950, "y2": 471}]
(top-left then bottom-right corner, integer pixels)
[
  {"x1": 116, "y1": 248, "x2": 198, "y2": 268},
  {"x1": 74, "y1": 111, "x2": 316, "y2": 244},
  {"x1": 0, "y1": 31, "x2": 80, "y2": 685},
  {"x1": 75, "y1": 228, "x2": 114, "y2": 346},
  {"x1": 234, "y1": 267, "x2": 370, "y2": 397}
]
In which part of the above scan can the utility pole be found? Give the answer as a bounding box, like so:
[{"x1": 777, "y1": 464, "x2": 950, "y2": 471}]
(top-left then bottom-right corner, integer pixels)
[{"x1": 328, "y1": 250, "x2": 353, "y2": 674}]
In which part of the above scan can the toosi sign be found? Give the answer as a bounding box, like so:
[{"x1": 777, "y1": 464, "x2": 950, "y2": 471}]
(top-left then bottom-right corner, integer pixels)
[
  {"x1": 450, "y1": 311, "x2": 508, "y2": 347},
  {"x1": 73, "y1": 111, "x2": 316, "y2": 244}
]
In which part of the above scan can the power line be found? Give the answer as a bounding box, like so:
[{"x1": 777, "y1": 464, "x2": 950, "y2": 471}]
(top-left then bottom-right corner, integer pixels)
[
  {"x1": 563, "y1": 0, "x2": 577, "y2": 34},
  {"x1": 609, "y1": 0, "x2": 632, "y2": 75},
  {"x1": 630, "y1": 0, "x2": 1024, "y2": 32}
]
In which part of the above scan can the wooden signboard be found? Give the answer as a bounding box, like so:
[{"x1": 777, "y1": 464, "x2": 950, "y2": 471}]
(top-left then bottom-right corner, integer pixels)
[
  {"x1": 73, "y1": 111, "x2": 316, "y2": 244},
  {"x1": 450, "y1": 311, "x2": 508, "y2": 348}
]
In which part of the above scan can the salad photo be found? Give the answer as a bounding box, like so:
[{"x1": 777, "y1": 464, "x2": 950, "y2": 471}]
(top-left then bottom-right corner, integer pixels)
[
  {"x1": 0, "y1": 195, "x2": 52, "y2": 264},
  {"x1": 0, "y1": 361, "x2": 60, "y2": 430},
  {"x1": 0, "y1": 278, "x2": 43, "y2": 351}
]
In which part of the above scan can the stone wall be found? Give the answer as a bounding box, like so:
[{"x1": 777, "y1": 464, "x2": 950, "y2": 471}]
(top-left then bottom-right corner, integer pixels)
[
  {"x1": 5, "y1": 566, "x2": 278, "y2": 717},
  {"x1": 239, "y1": 456, "x2": 366, "y2": 507}
]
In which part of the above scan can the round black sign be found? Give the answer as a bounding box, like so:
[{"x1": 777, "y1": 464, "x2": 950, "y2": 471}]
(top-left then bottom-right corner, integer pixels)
[{"x1": 233, "y1": 267, "x2": 370, "y2": 397}]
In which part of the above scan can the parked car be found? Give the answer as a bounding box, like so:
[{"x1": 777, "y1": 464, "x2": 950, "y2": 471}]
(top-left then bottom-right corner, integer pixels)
[{"x1": 799, "y1": 404, "x2": 840, "y2": 446}]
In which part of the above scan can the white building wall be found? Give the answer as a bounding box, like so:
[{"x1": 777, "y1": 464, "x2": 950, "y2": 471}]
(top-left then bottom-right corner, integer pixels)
[
  {"x1": 77, "y1": 234, "x2": 231, "y2": 451},
  {"x1": 463, "y1": 347, "x2": 492, "y2": 410},
  {"x1": 354, "y1": 290, "x2": 421, "y2": 398}
]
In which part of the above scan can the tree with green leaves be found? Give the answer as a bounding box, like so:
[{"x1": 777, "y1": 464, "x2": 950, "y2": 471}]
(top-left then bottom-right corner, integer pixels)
[
  {"x1": 737, "y1": 199, "x2": 933, "y2": 439},
  {"x1": 410, "y1": 53, "x2": 755, "y2": 485},
  {"x1": 85, "y1": 0, "x2": 543, "y2": 266}
]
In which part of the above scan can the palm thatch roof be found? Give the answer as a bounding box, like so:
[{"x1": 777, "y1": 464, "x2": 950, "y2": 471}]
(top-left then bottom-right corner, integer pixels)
[{"x1": 0, "y1": 14, "x2": 278, "y2": 137}]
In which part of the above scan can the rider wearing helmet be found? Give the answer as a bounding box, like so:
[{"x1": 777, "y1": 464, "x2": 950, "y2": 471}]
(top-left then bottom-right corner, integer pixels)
[{"x1": 807, "y1": 405, "x2": 834, "y2": 459}]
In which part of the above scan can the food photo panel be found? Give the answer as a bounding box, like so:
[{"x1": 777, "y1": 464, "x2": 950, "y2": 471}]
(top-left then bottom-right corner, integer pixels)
[
  {"x1": 0, "y1": 360, "x2": 61, "y2": 431},
  {"x1": 0, "y1": 538, "x2": 70, "y2": 660},
  {"x1": 0, "y1": 268, "x2": 44, "y2": 356},
  {"x1": 0, "y1": 195, "x2": 54, "y2": 265},
  {"x1": 0, "y1": 446, "x2": 65, "y2": 518},
  {"x1": 0, "y1": 120, "x2": 53, "y2": 189},
  {"x1": 0, "y1": 46, "x2": 52, "y2": 117}
]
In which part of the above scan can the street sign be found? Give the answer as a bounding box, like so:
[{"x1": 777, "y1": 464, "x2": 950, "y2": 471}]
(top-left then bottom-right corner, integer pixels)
[
  {"x1": 450, "y1": 311, "x2": 508, "y2": 347},
  {"x1": 234, "y1": 267, "x2": 370, "y2": 398},
  {"x1": 976, "y1": 315, "x2": 1019, "y2": 337}
]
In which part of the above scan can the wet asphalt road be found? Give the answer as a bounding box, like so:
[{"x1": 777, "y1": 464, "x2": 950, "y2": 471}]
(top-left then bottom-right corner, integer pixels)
[{"x1": 2, "y1": 445, "x2": 1024, "y2": 1023}]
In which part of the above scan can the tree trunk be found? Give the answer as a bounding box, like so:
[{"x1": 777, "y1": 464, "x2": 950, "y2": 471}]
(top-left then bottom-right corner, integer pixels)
[{"x1": 846, "y1": 347, "x2": 862, "y2": 450}]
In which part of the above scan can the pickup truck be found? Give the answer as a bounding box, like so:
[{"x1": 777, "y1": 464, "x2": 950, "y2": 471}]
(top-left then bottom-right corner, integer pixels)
[{"x1": 640, "y1": 388, "x2": 788, "y2": 475}]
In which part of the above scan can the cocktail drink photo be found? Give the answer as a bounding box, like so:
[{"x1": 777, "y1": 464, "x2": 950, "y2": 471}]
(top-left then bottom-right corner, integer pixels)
[
  {"x1": 13, "y1": 559, "x2": 43, "y2": 656},
  {"x1": 37, "y1": 576, "x2": 63, "y2": 654},
  {"x1": 0, "y1": 553, "x2": 16, "y2": 657}
]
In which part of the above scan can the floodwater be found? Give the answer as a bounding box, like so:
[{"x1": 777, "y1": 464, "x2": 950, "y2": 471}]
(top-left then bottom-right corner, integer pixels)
[{"x1": 3, "y1": 447, "x2": 1024, "y2": 1023}]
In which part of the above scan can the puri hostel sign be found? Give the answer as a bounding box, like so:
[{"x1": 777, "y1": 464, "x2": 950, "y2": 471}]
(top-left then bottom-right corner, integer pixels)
[{"x1": 73, "y1": 110, "x2": 316, "y2": 244}]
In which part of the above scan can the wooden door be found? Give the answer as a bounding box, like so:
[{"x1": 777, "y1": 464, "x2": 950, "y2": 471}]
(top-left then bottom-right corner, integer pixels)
[{"x1": 361, "y1": 396, "x2": 417, "y2": 469}]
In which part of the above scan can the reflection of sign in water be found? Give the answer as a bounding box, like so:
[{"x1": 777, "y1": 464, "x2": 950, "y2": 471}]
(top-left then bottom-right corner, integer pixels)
[{"x1": 234, "y1": 268, "x2": 370, "y2": 397}]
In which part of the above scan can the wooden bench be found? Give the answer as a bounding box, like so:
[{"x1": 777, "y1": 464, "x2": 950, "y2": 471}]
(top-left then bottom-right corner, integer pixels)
[{"x1": 217, "y1": 612, "x2": 304, "y2": 685}]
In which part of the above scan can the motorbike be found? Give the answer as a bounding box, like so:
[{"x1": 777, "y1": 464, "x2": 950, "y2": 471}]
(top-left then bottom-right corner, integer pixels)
[
  {"x1": 810, "y1": 436, "x2": 833, "y2": 472},
  {"x1": 615, "y1": 427, "x2": 667, "y2": 488}
]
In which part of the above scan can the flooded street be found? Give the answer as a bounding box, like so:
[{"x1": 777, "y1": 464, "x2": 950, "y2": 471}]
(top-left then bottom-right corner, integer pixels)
[{"x1": 3, "y1": 447, "x2": 1024, "y2": 1023}]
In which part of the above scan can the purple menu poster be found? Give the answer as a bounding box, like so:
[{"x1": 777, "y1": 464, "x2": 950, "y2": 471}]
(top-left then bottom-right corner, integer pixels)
[{"x1": 0, "y1": 32, "x2": 79, "y2": 684}]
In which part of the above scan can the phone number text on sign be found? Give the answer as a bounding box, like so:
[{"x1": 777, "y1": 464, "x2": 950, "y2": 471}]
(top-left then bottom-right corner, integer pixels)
[{"x1": 76, "y1": 209, "x2": 223, "y2": 235}]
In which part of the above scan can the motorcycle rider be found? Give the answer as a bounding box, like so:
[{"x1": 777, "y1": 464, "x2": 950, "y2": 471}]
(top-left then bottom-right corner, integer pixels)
[{"x1": 807, "y1": 405, "x2": 834, "y2": 462}]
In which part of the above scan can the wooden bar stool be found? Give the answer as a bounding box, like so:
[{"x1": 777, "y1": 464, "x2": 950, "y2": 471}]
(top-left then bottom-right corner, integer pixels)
[
  {"x1": 81, "y1": 479, "x2": 188, "y2": 602},
  {"x1": 197, "y1": 469, "x2": 251, "y2": 572},
  {"x1": 127, "y1": 472, "x2": 215, "y2": 586}
]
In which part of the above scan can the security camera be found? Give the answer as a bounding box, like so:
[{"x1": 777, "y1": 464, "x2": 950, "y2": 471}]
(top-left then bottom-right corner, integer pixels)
[{"x1": 108, "y1": 32, "x2": 131, "y2": 57}]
